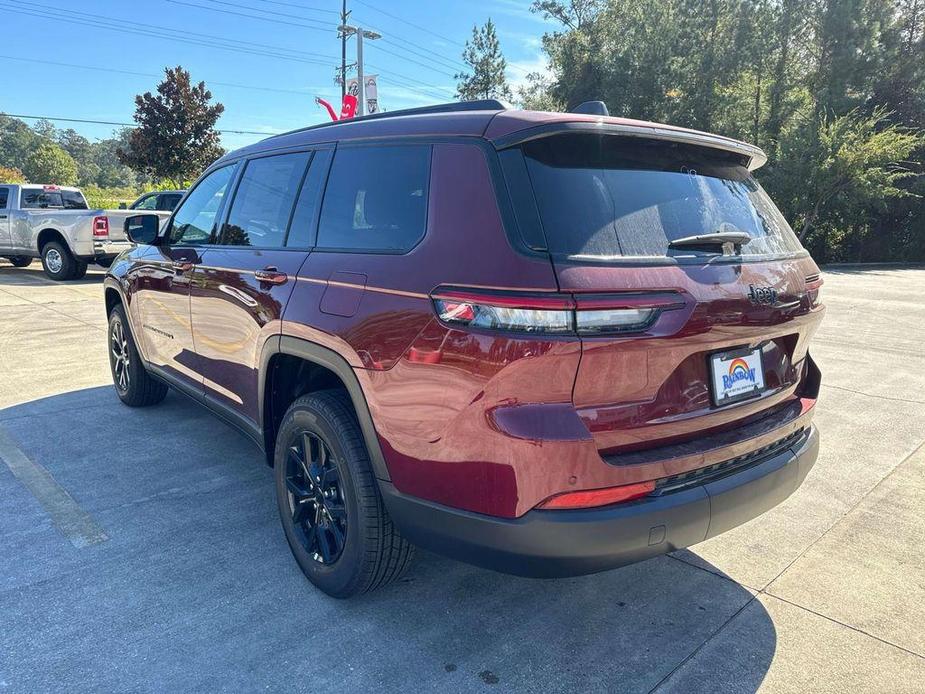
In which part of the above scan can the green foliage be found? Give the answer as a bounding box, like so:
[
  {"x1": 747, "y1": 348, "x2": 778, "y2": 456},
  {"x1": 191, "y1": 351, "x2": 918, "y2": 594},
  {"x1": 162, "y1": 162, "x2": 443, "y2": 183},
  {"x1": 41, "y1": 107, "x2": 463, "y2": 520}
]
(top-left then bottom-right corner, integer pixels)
[
  {"x1": 526, "y1": 0, "x2": 925, "y2": 262},
  {"x1": 456, "y1": 20, "x2": 513, "y2": 102},
  {"x1": 118, "y1": 66, "x2": 225, "y2": 185},
  {"x1": 82, "y1": 185, "x2": 143, "y2": 210},
  {"x1": 23, "y1": 141, "x2": 78, "y2": 185},
  {"x1": 0, "y1": 165, "x2": 25, "y2": 184}
]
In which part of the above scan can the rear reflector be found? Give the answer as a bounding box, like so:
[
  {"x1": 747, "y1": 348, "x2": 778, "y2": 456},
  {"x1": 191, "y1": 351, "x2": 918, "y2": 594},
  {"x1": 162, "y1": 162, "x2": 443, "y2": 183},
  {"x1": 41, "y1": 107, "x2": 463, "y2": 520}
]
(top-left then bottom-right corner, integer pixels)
[
  {"x1": 538, "y1": 480, "x2": 656, "y2": 510},
  {"x1": 92, "y1": 216, "x2": 109, "y2": 238},
  {"x1": 432, "y1": 288, "x2": 682, "y2": 336}
]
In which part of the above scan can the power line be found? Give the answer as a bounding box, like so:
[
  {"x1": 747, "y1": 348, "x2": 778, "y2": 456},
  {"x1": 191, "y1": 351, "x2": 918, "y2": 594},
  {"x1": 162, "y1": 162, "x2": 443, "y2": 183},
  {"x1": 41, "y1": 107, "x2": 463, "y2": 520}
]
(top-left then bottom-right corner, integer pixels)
[
  {"x1": 2, "y1": 112, "x2": 279, "y2": 136},
  {"x1": 253, "y1": 0, "x2": 340, "y2": 15},
  {"x1": 0, "y1": 1, "x2": 336, "y2": 65},
  {"x1": 0, "y1": 55, "x2": 315, "y2": 97},
  {"x1": 353, "y1": 0, "x2": 466, "y2": 50},
  {"x1": 165, "y1": 0, "x2": 330, "y2": 32}
]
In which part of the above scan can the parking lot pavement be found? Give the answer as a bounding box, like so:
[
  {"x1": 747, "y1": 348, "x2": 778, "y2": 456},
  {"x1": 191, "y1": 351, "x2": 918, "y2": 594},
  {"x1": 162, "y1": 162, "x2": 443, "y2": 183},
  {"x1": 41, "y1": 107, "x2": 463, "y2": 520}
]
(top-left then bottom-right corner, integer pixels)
[{"x1": 1, "y1": 259, "x2": 924, "y2": 692}]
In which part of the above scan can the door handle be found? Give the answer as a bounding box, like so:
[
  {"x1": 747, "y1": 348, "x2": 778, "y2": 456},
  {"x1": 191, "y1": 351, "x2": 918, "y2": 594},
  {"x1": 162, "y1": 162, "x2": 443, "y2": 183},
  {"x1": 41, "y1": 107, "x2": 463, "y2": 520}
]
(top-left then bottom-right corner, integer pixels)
[
  {"x1": 0, "y1": 214, "x2": 7, "y2": 219},
  {"x1": 255, "y1": 267, "x2": 288, "y2": 285},
  {"x1": 172, "y1": 261, "x2": 194, "y2": 273}
]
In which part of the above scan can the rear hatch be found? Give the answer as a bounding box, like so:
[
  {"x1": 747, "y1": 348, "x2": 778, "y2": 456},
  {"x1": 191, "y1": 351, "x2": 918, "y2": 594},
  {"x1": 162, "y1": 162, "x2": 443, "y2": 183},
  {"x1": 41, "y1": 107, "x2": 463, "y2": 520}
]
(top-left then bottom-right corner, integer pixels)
[{"x1": 500, "y1": 131, "x2": 824, "y2": 456}]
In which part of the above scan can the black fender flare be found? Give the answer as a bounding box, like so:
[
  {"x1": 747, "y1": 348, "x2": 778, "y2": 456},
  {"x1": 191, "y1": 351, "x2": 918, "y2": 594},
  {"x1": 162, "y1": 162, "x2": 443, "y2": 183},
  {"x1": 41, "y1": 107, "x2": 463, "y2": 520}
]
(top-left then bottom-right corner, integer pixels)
[{"x1": 259, "y1": 335, "x2": 392, "y2": 481}]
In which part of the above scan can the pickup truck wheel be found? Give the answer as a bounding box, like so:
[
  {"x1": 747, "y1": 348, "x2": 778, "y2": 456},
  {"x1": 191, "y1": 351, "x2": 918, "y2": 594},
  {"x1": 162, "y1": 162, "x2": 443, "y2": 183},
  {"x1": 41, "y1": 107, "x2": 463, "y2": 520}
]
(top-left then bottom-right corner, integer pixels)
[
  {"x1": 108, "y1": 305, "x2": 168, "y2": 407},
  {"x1": 275, "y1": 391, "x2": 414, "y2": 598},
  {"x1": 41, "y1": 241, "x2": 78, "y2": 280},
  {"x1": 7, "y1": 256, "x2": 32, "y2": 268}
]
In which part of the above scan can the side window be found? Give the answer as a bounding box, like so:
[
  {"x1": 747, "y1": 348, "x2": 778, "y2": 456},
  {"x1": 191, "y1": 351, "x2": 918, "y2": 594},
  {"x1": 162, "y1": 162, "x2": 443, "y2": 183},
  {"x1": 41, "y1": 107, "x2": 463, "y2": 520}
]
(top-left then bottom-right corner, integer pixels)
[
  {"x1": 159, "y1": 193, "x2": 182, "y2": 211},
  {"x1": 287, "y1": 149, "x2": 332, "y2": 248},
  {"x1": 133, "y1": 194, "x2": 158, "y2": 210},
  {"x1": 317, "y1": 144, "x2": 431, "y2": 252},
  {"x1": 169, "y1": 165, "x2": 236, "y2": 245},
  {"x1": 220, "y1": 152, "x2": 310, "y2": 247},
  {"x1": 0, "y1": 188, "x2": 8, "y2": 209}
]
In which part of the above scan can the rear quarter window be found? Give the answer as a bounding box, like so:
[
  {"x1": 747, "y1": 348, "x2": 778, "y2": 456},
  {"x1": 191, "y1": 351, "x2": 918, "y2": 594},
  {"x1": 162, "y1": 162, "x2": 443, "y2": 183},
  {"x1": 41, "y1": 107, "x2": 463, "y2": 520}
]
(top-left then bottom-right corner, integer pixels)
[
  {"x1": 317, "y1": 144, "x2": 431, "y2": 252},
  {"x1": 0, "y1": 188, "x2": 8, "y2": 208}
]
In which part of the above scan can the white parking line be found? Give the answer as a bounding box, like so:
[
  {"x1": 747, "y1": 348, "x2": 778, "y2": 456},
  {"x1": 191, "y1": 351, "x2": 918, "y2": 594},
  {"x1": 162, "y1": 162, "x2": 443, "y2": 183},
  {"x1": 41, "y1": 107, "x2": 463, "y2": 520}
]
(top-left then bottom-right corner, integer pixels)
[{"x1": 0, "y1": 425, "x2": 108, "y2": 548}]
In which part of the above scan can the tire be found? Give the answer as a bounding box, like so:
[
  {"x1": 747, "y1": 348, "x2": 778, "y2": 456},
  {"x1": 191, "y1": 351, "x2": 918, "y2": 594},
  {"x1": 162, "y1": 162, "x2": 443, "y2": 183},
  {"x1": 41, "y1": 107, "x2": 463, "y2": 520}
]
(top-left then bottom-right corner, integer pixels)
[
  {"x1": 275, "y1": 390, "x2": 414, "y2": 598},
  {"x1": 107, "y1": 304, "x2": 168, "y2": 407},
  {"x1": 40, "y1": 241, "x2": 78, "y2": 280},
  {"x1": 8, "y1": 256, "x2": 32, "y2": 268}
]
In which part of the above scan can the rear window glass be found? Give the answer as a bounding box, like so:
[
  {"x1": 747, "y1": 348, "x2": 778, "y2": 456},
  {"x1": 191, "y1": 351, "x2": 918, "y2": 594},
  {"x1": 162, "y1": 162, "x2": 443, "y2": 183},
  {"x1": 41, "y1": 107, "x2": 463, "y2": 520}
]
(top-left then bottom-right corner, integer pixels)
[
  {"x1": 520, "y1": 135, "x2": 803, "y2": 259},
  {"x1": 317, "y1": 145, "x2": 431, "y2": 252},
  {"x1": 0, "y1": 188, "x2": 8, "y2": 208},
  {"x1": 21, "y1": 189, "x2": 88, "y2": 210}
]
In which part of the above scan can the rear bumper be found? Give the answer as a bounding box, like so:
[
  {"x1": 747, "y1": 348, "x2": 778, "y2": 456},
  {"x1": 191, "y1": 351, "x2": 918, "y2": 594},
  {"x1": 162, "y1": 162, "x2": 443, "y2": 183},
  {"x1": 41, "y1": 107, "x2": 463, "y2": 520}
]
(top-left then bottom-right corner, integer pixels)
[
  {"x1": 382, "y1": 425, "x2": 819, "y2": 578},
  {"x1": 87, "y1": 239, "x2": 132, "y2": 260}
]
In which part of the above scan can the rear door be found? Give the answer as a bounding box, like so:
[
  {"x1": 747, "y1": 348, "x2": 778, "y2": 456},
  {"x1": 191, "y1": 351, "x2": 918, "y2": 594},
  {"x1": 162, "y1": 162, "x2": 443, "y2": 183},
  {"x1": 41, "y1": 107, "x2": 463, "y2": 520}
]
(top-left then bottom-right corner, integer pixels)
[
  {"x1": 189, "y1": 148, "x2": 330, "y2": 425},
  {"x1": 505, "y1": 133, "x2": 824, "y2": 454}
]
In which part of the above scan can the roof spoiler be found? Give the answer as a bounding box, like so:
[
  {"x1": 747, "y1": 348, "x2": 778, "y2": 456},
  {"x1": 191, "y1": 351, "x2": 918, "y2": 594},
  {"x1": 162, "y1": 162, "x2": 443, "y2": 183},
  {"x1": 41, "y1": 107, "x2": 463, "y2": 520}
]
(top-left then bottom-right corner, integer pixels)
[{"x1": 493, "y1": 121, "x2": 769, "y2": 171}]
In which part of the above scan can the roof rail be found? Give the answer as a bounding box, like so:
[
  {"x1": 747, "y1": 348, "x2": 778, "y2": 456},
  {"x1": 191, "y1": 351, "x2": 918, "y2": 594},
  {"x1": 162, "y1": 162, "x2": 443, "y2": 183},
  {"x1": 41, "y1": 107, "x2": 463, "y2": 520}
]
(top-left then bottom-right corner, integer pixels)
[{"x1": 265, "y1": 99, "x2": 509, "y2": 141}]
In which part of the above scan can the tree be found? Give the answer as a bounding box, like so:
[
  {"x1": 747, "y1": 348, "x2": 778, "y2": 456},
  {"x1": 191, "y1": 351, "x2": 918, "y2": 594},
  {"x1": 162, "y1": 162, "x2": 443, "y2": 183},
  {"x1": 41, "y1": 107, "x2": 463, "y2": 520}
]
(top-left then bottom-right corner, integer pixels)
[
  {"x1": 118, "y1": 66, "x2": 225, "y2": 186},
  {"x1": 455, "y1": 20, "x2": 512, "y2": 102},
  {"x1": 23, "y1": 142, "x2": 78, "y2": 185},
  {"x1": 0, "y1": 165, "x2": 25, "y2": 184},
  {"x1": 774, "y1": 108, "x2": 924, "y2": 243}
]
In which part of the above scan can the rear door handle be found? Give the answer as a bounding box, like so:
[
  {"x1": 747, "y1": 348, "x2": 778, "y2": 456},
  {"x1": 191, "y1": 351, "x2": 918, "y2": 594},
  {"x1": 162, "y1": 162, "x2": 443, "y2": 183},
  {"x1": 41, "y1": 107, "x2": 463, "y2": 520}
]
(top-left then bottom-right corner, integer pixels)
[
  {"x1": 255, "y1": 267, "x2": 288, "y2": 285},
  {"x1": 0, "y1": 214, "x2": 7, "y2": 219}
]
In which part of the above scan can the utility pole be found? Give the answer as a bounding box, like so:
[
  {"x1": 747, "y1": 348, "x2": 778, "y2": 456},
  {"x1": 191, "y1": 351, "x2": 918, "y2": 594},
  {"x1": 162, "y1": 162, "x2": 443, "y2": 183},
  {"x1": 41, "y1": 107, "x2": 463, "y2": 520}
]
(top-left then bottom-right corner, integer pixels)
[
  {"x1": 340, "y1": 0, "x2": 348, "y2": 101},
  {"x1": 338, "y1": 24, "x2": 381, "y2": 116}
]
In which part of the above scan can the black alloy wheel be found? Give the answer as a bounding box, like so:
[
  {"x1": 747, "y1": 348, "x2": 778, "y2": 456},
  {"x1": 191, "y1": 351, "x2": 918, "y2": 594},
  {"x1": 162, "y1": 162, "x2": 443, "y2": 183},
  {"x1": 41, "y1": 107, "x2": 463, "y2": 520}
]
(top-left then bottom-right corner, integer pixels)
[{"x1": 284, "y1": 430, "x2": 348, "y2": 565}]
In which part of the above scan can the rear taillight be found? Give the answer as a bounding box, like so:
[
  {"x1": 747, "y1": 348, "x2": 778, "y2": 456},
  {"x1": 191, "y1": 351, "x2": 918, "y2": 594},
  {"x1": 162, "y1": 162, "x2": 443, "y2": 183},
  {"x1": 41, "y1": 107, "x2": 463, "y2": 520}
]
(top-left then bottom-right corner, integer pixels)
[
  {"x1": 432, "y1": 288, "x2": 684, "y2": 336},
  {"x1": 538, "y1": 480, "x2": 656, "y2": 510},
  {"x1": 805, "y1": 274, "x2": 823, "y2": 307},
  {"x1": 93, "y1": 216, "x2": 109, "y2": 238}
]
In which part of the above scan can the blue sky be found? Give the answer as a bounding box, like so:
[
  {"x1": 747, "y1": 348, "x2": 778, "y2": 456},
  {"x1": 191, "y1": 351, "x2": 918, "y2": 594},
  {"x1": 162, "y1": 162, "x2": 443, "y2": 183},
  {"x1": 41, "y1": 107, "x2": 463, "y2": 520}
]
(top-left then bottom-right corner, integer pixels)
[{"x1": 0, "y1": 0, "x2": 553, "y2": 151}]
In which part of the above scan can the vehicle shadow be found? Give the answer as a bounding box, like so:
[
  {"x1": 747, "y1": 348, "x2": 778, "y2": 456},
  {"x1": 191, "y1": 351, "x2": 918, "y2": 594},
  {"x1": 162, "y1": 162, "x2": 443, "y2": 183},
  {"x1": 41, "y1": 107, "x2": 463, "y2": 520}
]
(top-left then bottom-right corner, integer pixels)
[
  {"x1": 0, "y1": 262, "x2": 107, "y2": 286},
  {"x1": 0, "y1": 386, "x2": 776, "y2": 693}
]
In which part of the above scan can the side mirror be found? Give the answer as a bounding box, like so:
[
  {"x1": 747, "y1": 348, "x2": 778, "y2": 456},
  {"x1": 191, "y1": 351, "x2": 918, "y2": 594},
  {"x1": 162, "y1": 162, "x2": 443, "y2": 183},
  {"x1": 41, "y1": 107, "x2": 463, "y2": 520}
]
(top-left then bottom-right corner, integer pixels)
[{"x1": 124, "y1": 214, "x2": 160, "y2": 245}]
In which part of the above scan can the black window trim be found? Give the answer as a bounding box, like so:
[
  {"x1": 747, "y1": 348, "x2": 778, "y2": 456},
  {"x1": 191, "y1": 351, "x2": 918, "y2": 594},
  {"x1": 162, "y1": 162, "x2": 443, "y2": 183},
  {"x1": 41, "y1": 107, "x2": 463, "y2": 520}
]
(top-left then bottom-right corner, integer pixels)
[{"x1": 311, "y1": 140, "x2": 434, "y2": 256}]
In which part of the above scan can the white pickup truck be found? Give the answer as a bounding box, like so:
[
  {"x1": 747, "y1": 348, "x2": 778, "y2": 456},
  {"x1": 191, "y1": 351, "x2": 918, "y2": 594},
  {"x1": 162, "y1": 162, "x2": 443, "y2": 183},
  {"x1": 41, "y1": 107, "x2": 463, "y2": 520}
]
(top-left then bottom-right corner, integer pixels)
[{"x1": 0, "y1": 184, "x2": 173, "y2": 280}]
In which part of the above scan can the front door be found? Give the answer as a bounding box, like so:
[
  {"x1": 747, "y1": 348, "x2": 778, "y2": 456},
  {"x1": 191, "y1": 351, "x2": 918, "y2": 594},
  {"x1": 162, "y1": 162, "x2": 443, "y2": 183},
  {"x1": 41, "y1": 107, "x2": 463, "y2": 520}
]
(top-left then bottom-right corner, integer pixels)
[
  {"x1": 0, "y1": 187, "x2": 11, "y2": 249},
  {"x1": 130, "y1": 164, "x2": 238, "y2": 393},
  {"x1": 190, "y1": 149, "x2": 329, "y2": 424}
]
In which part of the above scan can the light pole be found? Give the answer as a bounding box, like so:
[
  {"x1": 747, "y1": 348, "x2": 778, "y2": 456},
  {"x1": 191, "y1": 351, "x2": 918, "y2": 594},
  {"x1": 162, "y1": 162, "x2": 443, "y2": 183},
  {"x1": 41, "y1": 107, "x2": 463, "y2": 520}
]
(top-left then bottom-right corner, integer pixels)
[{"x1": 338, "y1": 25, "x2": 381, "y2": 116}]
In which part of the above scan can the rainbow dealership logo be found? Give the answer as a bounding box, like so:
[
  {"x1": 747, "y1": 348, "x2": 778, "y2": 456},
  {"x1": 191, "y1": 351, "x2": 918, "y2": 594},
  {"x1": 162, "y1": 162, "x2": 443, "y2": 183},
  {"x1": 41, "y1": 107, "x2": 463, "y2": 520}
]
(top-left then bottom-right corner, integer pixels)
[{"x1": 722, "y1": 357, "x2": 757, "y2": 389}]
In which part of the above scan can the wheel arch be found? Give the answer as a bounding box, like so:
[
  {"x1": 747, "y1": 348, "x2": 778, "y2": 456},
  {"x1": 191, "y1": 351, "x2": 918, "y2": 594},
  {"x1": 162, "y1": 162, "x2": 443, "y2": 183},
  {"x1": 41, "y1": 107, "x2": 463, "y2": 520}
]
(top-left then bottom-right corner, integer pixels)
[
  {"x1": 37, "y1": 228, "x2": 68, "y2": 253},
  {"x1": 260, "y1": 336, "x2": 391, "y2": 482}
]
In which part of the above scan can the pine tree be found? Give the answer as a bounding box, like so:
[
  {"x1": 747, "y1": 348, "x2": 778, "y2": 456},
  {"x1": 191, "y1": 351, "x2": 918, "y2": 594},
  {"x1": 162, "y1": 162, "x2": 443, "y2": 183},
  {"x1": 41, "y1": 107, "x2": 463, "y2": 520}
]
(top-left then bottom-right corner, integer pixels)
[{"x1": 455, "y1": 19, "x2": 512, "y2": 102}]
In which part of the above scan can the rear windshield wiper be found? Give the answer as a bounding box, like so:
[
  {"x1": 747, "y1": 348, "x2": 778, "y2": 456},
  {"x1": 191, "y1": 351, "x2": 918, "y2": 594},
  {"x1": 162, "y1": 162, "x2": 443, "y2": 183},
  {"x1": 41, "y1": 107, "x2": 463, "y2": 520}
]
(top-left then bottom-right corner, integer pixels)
[{"x1": 668, "y1": 230, "x2": 753, "y2": 252}]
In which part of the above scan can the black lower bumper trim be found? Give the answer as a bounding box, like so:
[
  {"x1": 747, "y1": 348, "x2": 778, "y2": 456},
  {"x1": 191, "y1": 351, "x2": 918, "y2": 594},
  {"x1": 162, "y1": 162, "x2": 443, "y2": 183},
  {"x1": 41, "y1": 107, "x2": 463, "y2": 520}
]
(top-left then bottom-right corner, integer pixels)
[{"x1": 380, "y1": 425, "x2": 819, "y2": 578}]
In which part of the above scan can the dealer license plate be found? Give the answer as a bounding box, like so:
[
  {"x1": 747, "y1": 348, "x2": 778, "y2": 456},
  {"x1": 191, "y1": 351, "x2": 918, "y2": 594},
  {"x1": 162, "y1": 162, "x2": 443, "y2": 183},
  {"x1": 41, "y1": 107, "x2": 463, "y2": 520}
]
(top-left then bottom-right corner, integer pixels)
[{"x1": 710, "y1": 348, "x2": 766, "y2": 406}]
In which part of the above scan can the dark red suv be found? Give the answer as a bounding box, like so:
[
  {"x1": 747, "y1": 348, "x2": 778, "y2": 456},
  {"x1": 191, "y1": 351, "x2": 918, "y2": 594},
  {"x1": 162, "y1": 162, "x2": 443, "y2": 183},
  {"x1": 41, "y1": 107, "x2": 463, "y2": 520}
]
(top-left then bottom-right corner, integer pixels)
[{"x1": 105, "y1": 100, "x2": 824, "y2": 598}]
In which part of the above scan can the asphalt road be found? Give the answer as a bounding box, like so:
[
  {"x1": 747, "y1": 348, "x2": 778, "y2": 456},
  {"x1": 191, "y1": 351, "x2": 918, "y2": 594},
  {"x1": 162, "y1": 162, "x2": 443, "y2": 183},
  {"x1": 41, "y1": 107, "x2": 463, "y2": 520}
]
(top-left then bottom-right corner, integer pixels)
[{"x1": 1, "y1": 260, "x2": 924, "y2": 692}]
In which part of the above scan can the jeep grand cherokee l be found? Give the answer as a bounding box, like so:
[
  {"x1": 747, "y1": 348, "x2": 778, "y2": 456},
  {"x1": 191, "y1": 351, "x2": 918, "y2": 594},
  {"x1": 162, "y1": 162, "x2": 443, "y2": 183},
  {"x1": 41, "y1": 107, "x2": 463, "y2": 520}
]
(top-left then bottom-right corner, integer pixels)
[{"x1": 104, "y1": 100, "x2": 824, "y2": 598}]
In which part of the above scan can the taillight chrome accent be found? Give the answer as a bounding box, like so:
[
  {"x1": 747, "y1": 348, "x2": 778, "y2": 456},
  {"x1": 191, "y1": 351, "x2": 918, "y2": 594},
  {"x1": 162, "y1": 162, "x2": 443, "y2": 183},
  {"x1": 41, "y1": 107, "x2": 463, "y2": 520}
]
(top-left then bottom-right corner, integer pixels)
[
  {"x1": 805, "y1": 274, "x2": 823, "y2": 307},
  {"x1": 92, "y1": 216, "x2": 110, "y2": 238},
  {"x1": 431, "y1": 288, "x2": 685, "y2": 336}
]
